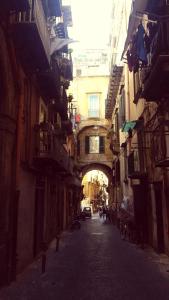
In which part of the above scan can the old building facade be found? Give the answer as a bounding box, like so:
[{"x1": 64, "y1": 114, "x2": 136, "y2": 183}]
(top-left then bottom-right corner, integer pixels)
[
  {"x1": 106, "y1": 0, "x2": 169, "y2": 254},
  {"x1": 0, "y1": 0, "x2": 82, "y2": 287}
]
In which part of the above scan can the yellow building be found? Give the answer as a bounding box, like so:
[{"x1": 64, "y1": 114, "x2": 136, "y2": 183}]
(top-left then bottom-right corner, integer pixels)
[{"x1": 69, "y1": 49, "x2": 114, "y2": 204}]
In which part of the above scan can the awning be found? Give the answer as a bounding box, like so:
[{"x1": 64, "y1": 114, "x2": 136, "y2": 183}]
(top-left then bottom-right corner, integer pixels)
[
  {"x1": 50, "y1": 38, "x2": 76, "y2": 55},
  {"x1": 122, "y1": 121, "x2": 137, "y2": 132},
  {"x1": 121, "y1": 0, "x2": 148, "y2": 58}
]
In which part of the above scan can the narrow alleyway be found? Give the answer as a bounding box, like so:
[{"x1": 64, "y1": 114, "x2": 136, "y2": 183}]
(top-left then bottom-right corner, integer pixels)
[{"x1": 1, "y1": 215, "x2": 169, "y2": 300}]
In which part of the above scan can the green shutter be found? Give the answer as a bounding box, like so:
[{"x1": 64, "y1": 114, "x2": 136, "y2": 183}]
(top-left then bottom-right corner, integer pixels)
[
  {"x1": 85, "y1": 136, "x2": 89, "y2": 154},
  {"x1": 99, "y1": 136, "x2": 105, "y2": 153}
]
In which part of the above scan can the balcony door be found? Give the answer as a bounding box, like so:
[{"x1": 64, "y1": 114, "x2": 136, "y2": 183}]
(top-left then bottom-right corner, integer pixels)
[
  {"x1": 132, "y1": 180, "x2": 148, "y2": 243},
  {"x1": 88, "y1": 94, "x2": 100, "y2": 118},
  {"x1": 85, "y1": 136, "x2": 105, "y2": 154}
]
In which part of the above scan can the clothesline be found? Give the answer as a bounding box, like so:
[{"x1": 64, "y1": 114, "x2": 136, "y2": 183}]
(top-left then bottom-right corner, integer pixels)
[{"x1": 134, "y1": 14, "x2": 157, "y2": 24}]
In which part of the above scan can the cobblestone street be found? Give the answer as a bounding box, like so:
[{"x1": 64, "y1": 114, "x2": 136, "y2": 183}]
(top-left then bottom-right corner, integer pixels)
[{"x1": 1, "y1": 215, "x2": 169, "y2": 300}]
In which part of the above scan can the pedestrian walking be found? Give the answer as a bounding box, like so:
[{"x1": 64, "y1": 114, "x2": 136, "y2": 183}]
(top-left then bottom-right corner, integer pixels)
[{"x1": 102, "y1": 206, "x2": 107, "y2": 220}]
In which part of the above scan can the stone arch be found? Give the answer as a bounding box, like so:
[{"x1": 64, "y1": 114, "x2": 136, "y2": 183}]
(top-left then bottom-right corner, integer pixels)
[
  {"x1": 77, "y1": 125, "x2": 108, "y2": 138},
  {"x1": 81, "y1": 162, "x2": 112, "y2": 183}
]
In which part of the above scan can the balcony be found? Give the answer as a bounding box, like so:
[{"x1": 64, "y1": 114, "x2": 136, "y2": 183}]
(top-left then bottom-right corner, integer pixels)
[
  {"x1": 12, "y1": 0, "x2": 50, "y2": 72},
  {"x1": 0, "y1": 0, "x2": 30, "y2": 12},
  {"x1": 128, "y1": 150, "x2": 146, "y2": 179},
  {"x1": 60, "y1": 57, "x2": 73, "y2": 81},
  {"x1": 62, "y1": 119, "x2": 73, "y2": 135},
  {"x1": 37, "y1": 58, "x2": 60, "y2": 101},
  {"x1": 151, "y1": 123, "x2": 169, "y2": 167},
  {"x1": 34, "y1": 123, "x2": 74, "y2": 175},
  {"x1": 141, "y1": 20, "x2": 169, "y2": 101}
]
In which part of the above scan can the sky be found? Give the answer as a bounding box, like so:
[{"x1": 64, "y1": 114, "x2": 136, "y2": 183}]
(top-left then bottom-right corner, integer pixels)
[{"x1": 65, "y1": 0, "x2": 113, "y2": 49}]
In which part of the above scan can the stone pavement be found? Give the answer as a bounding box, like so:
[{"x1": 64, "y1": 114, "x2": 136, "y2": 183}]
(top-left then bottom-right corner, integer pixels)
[{"x1": 1, "y1": 215, "x2": 169, "y2": 300}]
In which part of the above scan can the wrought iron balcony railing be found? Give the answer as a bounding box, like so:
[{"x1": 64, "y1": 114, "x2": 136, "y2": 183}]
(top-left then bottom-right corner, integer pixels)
[
  {"x1": 0, "y1": 0, "x2": 30, "y2": 12},
  {"x1": 34, "y1": 123, "x2": 74, "y2": 174},
  {"x1": 151, "y1": 123, "x2": 169, "y2": 167},
  {"x1": 127, "y1": 150, "x2": 143, "y2": 178},
  {"x1": 37, "y1": 58, "x2": 60, "y2": 100},
  {"x1": 141, "y1": 19, "x2": 169, "y2": 101},
  {"x1": 12, "y1": 0, "x2": 50, "y2": 71}
]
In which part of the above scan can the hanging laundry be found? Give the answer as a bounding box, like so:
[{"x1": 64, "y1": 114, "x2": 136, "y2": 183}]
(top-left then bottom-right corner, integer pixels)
[
  {"x1": 144, "y1": 34, "x2": 151, "y2": 54},
  {"x1": 126, "y1": 33, "x2": 140, "y2": 73},
  {"x1": 75, "y1": 114, "x2": 81, "y2": 123},
  {"x1": 135, "y1": 23, "x2": 148, "y2": 64}
]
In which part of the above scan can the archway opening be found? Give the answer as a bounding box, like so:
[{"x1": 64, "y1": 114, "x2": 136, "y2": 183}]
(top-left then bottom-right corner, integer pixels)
[{"x1": 81, "y1": 169, "x2": 109, "y2": 213}]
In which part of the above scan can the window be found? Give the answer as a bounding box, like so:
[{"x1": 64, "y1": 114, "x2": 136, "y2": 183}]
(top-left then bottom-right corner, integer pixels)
[
  {"x1": 85, "y1": 136, "x2": 105, "y2": 154},
  {"x1": 88, "y1": 94, "x2": 100, "y2": 117},
  {"x1": 89, "y1": 136, "x2": 99, "y2": 153}
]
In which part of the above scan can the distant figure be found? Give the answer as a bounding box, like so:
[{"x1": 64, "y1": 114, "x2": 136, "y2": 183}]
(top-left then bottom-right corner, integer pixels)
[
  {"x1": 102, "y1": 207, "x2": 107, "y2": 220},
  {"x1": 99, "y1": 207, "x2": 102, "y2": 218},
  {"x1": 106, "y1": 207, "x2": 111, "y2": 222}
]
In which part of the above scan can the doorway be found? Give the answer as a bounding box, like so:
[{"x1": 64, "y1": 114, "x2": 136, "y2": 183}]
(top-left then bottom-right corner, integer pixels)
[
  {"x1": 132, "y1": 181, "x2": 148, "y2": 243},
  {"x1": 154, "y1": 182, "x2": 165, "y2": 253},
  {"x1": 33, "y1": 176, "x2": 45, "y2": 256}
]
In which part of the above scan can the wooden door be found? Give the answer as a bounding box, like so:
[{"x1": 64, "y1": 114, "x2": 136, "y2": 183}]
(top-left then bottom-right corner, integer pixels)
[{"x1": 154, "y1": 182, "x2": 164, "y2": 253}]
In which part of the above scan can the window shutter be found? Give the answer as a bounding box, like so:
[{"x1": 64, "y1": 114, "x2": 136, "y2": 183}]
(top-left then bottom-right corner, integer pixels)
[
  {"x1": 85, "y1": 136, "x2": 89, "y2": 154},
  {"x1": 99, "y1": 136, "x2": 105, "y2": 154}
]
